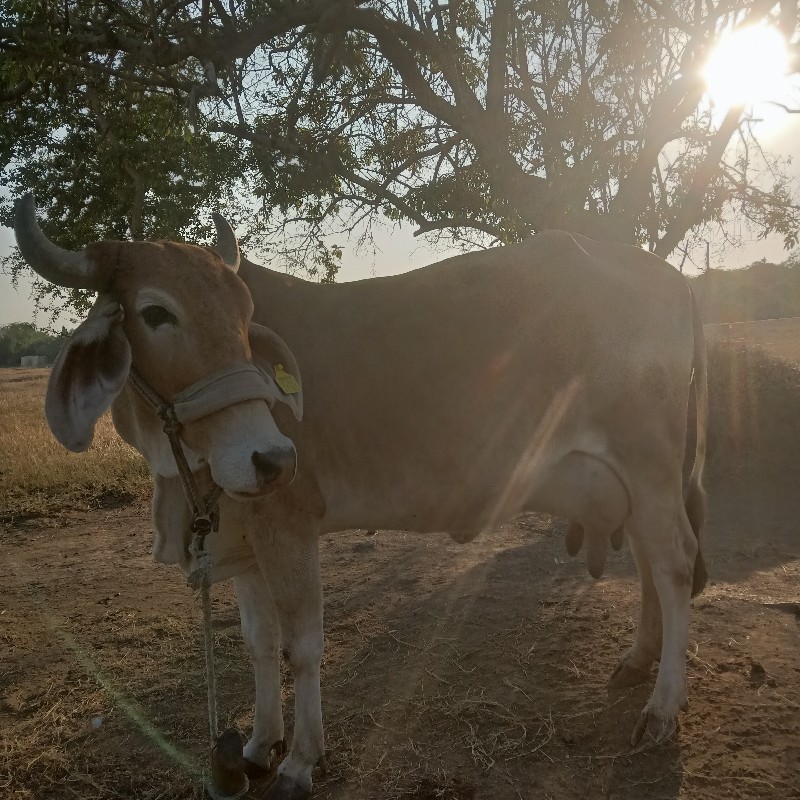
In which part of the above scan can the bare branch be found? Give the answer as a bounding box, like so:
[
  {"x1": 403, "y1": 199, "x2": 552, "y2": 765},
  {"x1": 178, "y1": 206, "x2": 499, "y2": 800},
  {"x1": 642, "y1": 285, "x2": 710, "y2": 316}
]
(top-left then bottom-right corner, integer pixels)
[
  {"x1": 124, "y1": 163, "x2": 147, "y2": 240},
  {"x1": 414, "y1": 217, "x2": 506, "y2": 240},
  {"x1": 486, "y1": 0, "x2": 512, "y2": 119},
  {"x1": 655, "y1": 106, "x2": 744, "y2": 257}
]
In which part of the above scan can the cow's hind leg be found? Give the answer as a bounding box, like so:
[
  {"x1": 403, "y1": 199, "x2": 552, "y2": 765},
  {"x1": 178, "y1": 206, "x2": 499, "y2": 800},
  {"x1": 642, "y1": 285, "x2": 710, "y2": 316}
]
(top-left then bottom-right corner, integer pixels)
[
  {"x1": 233, "y1": 567, "x2": 285, "y2": 776},
  {"x1": 626, "y1": 492, "x2": 697, "y2": 745},
  {"x1": 248, "y1": 525, "x2": 324, "y2": 800},
  {"x1": 608, "y1": 531, "x2": 662, "y2": 689}
]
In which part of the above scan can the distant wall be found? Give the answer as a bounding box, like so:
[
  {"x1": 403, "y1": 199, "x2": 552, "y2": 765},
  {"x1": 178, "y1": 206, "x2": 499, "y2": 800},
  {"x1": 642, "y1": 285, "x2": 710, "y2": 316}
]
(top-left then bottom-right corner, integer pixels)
[{"x1": 19, "y1": 355, "x2": 47, "y2": 367}]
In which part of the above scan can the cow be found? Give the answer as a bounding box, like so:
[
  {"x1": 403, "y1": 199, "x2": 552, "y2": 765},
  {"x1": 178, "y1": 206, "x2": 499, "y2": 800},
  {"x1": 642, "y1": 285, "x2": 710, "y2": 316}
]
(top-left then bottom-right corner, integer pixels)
[{"x1": 15, "y1": 193, "x2": 707, "y2": 800}]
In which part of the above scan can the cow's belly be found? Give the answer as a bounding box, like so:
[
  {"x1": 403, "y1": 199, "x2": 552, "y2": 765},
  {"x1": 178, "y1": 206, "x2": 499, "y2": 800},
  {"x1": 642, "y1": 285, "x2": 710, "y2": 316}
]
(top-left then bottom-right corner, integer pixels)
[{"x1": 318, "y1": 449, "x2": 629, "y2": 539}]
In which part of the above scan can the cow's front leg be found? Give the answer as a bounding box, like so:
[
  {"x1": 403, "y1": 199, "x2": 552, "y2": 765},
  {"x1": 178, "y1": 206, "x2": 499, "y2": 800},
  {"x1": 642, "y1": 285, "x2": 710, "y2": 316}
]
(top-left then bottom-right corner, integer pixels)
[
  {"x1": 248, "y1": 525, "x2": 324, "y2": 800},
  {"x1": 233, "y1": 567, "x2": 284, "y2": 776}
]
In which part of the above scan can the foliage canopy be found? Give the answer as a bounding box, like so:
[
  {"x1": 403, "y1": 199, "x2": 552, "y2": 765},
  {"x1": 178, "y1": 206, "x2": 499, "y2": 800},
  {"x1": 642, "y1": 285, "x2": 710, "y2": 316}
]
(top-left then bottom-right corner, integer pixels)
[{"x1": 2, "y1": 0, "x2": 800, "y2": 312}]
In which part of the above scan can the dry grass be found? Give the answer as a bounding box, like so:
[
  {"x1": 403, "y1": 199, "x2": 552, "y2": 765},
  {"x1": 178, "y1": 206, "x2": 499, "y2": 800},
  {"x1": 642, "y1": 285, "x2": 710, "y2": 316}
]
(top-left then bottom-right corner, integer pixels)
[
  {"x1": 0, "y1": 368, "x2": 150, "y2": 520},
  {"x1": 706, "y1": 338, "x2": 800, "y2": 476},
  {"x1": 706, "y1": 317, "x2": 800, "y2": 369}
]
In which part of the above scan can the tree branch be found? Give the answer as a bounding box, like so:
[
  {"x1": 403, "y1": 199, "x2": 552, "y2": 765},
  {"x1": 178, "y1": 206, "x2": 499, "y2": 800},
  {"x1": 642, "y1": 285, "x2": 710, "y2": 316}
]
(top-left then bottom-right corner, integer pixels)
[
  {"x1": 655, "y1": 106, "x2": 744, "y2": 257},
  {"x1": 124, "y1": 163, "x2": 147, "y2": 240},
  {"x1": 413, "y1": 216, "x2": 506, "y2": 240},
  {"x1": 486, "y1": 0, "x2": 512, "y2": 120}
]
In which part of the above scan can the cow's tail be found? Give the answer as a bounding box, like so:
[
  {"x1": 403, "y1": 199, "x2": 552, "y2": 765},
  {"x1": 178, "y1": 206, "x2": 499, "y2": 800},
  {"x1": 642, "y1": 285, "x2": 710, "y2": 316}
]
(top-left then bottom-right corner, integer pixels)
[{"x1": 686, "y1": 288, "x2": 708, "y2": 597}]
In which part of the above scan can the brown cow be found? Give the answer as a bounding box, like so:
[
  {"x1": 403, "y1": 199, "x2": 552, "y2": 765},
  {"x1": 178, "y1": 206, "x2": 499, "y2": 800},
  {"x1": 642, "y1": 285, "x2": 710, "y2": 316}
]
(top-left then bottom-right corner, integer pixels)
[{"x1": 16, "y1": 193, "x2": 707, "y2": 800}]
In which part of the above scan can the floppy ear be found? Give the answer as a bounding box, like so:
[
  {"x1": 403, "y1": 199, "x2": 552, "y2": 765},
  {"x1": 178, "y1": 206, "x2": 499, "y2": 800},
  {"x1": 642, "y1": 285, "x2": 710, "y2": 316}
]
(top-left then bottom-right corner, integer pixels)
[
  {"x1": 249, "y1": 322, "x2": 303, "y2": 421},
  {"x1": 45, "y1": 295, "x2": 132, "y2": 452}
]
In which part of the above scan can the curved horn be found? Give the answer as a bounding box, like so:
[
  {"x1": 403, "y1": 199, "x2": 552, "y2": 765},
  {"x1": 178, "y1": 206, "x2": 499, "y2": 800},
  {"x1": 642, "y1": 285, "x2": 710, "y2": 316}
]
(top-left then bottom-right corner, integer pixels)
[
  {"x1": 211, "y1": 212, "x2": 241, "y2": 272},
  {"x1": 14, "y1": 193, "x2": 103, "y2": 290}
]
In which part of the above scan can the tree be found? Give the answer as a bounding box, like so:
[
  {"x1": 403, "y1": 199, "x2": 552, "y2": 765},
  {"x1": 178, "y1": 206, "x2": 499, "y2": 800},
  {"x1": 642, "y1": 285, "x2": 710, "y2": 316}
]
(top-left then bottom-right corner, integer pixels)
[
  {"x1": 0, "y1": 321, "x2": 69, "y2": 365},
  {"x1": 2, "y1": 0, "x2": 799, "y2": 314}
]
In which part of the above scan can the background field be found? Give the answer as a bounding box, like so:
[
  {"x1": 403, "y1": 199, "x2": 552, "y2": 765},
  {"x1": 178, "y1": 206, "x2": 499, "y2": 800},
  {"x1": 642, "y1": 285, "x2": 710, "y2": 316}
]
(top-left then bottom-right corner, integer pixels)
[
  {"x1": 0, "y1": 369, "x2": 150, "y2": 521},
  {"x1": 1, "y1": 320, "x2": 799, "y2": 800},
  {"x1": 707, "y1": 317, "x2": 800, "y2": 368}
]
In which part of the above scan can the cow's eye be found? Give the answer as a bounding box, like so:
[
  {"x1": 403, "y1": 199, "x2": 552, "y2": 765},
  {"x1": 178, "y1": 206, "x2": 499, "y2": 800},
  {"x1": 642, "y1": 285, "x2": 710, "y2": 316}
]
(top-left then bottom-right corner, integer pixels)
[{"x1": 141, "y1": 305, "x2": 177, "y2": 329}]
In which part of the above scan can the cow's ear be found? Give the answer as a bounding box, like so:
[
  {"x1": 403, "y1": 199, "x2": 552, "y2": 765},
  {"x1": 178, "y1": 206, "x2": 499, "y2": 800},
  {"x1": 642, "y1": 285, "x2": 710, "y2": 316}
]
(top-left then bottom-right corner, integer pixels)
[
  {"x1": 45, "y1": 296, "x2": 132, "y2": 452},
  {"x1": 248, "y1": 322, "x2": 303, "y2": 421}
]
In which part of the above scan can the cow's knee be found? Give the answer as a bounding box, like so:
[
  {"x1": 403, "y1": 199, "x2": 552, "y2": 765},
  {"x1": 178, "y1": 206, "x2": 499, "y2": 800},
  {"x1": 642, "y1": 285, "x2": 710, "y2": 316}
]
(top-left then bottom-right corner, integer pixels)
[{"x1": 282, "y1": 631, "x2": 323, "y2": 674}]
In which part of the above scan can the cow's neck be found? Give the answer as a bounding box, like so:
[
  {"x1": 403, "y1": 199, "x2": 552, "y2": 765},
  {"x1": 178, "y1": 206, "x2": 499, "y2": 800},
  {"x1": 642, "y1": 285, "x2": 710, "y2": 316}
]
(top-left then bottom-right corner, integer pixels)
[{"x1": 238, "y1": 259, "x2": 321, "y2": 337}]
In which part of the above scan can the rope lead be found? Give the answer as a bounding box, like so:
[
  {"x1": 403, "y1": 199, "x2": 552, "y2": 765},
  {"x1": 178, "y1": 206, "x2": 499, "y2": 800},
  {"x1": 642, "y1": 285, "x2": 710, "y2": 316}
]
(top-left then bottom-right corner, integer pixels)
[{"x1": 127, "y1": 367, "x2": 247, "y2": 800}]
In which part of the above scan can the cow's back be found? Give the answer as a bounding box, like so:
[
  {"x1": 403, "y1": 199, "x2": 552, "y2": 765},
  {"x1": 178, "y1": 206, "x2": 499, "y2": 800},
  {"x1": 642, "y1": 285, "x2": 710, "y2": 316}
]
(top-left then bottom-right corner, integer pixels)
[{"x1": 240, "y1": 230, "x2": 695, "y2": 532}]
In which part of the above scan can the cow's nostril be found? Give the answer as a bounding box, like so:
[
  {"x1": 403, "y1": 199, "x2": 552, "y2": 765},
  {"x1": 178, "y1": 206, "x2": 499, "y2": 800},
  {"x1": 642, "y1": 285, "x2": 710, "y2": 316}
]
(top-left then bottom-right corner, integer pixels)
[{"x1": 251, "y1": 450, "x2": 282, "y2": 484}]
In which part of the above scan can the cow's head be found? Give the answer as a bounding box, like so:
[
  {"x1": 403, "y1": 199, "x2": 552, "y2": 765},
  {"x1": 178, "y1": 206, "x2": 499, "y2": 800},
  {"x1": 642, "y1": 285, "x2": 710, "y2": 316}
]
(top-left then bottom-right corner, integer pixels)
[{"x1": 14, "y1": 194, "x2": 302, "y2": 499}]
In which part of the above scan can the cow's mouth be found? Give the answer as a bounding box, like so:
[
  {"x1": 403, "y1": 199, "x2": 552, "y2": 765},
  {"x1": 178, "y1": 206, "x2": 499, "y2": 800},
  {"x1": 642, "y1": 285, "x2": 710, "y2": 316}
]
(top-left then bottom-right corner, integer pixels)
[{"x1": 223, "y1": 484, "x2": 283, "y2": 502}]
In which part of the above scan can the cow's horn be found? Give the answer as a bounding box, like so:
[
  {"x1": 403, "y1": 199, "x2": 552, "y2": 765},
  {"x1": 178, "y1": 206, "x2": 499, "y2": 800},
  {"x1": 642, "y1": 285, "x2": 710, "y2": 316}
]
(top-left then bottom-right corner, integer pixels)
[
  {"x1": 212, "y1": 212, "x2": 240, "y2": 272},
  {"x1": 14, "y1": 193, "x2": 103, "y2": 290}
]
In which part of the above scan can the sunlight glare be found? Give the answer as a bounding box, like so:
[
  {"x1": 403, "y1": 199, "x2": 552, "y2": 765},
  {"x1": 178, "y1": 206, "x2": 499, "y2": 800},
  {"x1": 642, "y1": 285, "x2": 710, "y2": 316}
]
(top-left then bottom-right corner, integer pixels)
[{"x1": 703, "y1": 24, "x2": 790, "y2": 112}]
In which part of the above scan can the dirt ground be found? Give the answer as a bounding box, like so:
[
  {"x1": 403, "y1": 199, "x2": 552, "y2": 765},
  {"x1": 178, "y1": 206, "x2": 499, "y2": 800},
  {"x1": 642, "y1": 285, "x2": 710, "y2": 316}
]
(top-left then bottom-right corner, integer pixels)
[
  {"x1": 2, "y1": 341, "x2": 800, "y2": 800},
  {"x1": 2, "y1": 475, "x2": 799, "y2": 800}
]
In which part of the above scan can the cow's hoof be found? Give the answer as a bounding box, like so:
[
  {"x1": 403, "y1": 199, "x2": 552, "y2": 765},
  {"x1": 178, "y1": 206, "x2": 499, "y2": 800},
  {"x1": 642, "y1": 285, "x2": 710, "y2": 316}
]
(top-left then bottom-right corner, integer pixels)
[
  {"x1": 244, "y1": 758, "x2": 271, "y2": 780},
  {"x1": 245, "y1": 739, "x2": 287, "y2": 780},
  {"x1": 631, "y1": 708, "x2": 677, "y2": 747},
  {"x1": 608, "y1": 657, "x2": 652, "y2": 690},
  {"x1": 261, "y1": 774, "x2": 311, "y2": 800}
]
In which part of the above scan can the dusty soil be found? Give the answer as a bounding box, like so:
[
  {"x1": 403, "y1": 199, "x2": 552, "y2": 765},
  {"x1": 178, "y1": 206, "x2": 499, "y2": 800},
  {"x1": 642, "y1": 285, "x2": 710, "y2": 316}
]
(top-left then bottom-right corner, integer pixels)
[
  {"x1": 2, "y1": 328, "x2": 800, "y2": 800},
  {"x1": 2, "y1": 475, "x2": 799, "y2": 800}
]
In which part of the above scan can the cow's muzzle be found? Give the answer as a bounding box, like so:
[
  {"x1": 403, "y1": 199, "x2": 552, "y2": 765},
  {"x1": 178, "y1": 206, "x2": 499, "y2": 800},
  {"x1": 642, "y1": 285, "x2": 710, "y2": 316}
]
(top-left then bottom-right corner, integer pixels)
[{"x1": 254, "y1": 444, "x2": 296, "y2": 487}]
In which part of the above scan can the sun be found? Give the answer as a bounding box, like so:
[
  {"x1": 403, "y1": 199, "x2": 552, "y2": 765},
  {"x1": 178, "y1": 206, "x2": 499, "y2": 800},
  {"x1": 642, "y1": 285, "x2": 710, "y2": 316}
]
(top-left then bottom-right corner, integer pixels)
[{"x1": 702, "y1": 23, "x2": 790, "y2": 112}]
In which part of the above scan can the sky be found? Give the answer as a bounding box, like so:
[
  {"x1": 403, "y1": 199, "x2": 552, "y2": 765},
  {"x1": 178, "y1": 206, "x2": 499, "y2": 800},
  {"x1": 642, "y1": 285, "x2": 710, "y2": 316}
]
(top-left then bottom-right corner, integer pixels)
[
  {"x1": 0, "y1": 219, "x2": 452, "y2": 327},
  {"x1": 3, "y1": 112, "x2": 800, "y2": 328}
]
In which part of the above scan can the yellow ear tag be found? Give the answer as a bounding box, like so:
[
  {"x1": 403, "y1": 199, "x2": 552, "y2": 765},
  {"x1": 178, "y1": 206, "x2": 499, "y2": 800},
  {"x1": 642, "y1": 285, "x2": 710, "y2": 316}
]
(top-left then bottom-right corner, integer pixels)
[{"x1": 274, "y1": 364, "x2": 300, "y2": 394}]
